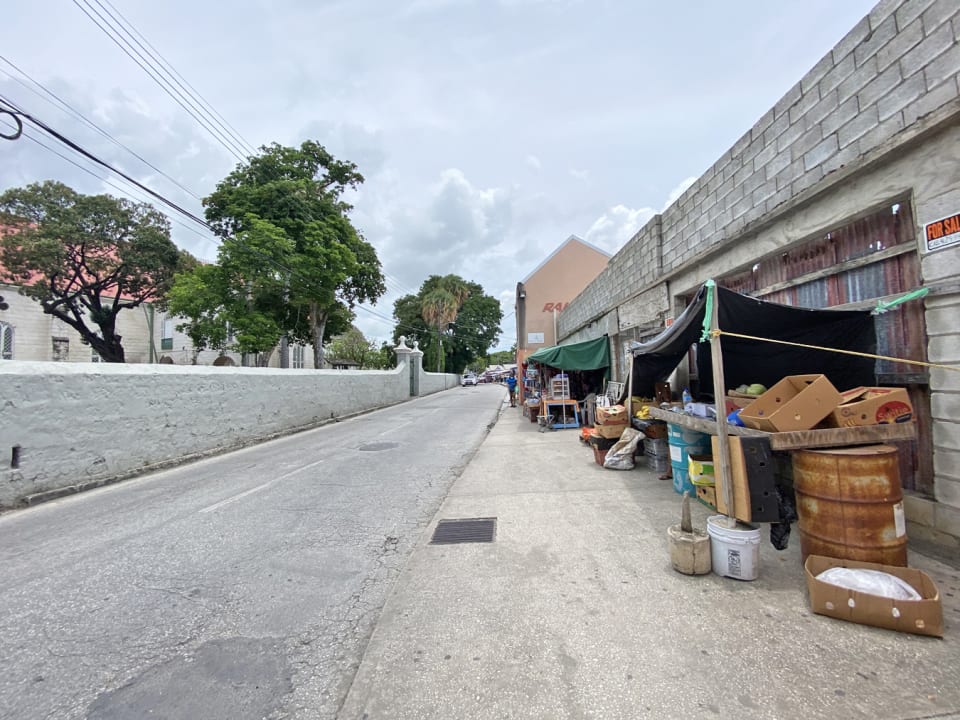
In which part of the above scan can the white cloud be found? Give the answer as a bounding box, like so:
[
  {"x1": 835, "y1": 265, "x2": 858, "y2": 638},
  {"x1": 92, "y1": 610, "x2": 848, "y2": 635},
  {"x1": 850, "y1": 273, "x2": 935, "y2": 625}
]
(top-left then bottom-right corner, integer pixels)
[
  {"x1": 569, "y1": 168, "x2": 589, "y2": 182},
  {"x1": 662, "y1": 176, "x2": 698, "y2": 211},
  {"x1": 584, "y1": 204, "x2": 656, "y2": 254},
  {"x1": 525, "y1": 154, "x2": 541, "y2": 171}
]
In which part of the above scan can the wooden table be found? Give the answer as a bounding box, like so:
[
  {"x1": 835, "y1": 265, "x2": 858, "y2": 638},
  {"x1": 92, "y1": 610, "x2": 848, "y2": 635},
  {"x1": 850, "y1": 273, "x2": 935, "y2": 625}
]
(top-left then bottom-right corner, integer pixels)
[
  {"x1": 541, "y1": 398, "x2": 581, "y2": 429},
  {"x1": 646, "y1": 406, "x2": 916, "y2": 450}
]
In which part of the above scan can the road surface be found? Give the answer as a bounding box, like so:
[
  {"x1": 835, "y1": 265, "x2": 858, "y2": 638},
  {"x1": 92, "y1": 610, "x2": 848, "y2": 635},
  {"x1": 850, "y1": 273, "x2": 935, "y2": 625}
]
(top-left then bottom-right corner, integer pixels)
[{"x1": 0, "y1": 384, "x2": 504, "y2": 720}]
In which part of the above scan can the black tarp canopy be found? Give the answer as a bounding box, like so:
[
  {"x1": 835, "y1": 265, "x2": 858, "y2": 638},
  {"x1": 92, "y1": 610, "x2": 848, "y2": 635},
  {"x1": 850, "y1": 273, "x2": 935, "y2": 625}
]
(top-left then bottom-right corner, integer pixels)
[{"x1": 630, "y1": 284, "x2": 877, "y2": 398}]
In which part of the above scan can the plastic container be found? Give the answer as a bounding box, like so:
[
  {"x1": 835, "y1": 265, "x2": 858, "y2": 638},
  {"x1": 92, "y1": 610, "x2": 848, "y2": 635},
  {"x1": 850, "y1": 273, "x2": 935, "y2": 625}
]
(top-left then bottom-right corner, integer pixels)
[
  {"x1": 667, "y1": 424, "x2": 710, "y2": 495},
  {"x1": 707, "y1": 515, "x2": 761, "y2": 581}
]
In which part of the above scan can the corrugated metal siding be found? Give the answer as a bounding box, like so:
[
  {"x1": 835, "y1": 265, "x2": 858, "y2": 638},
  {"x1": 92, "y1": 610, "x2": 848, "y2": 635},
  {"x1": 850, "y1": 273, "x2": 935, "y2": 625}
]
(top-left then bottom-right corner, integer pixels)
[{"x1": 716, "y1": 200, "x2": 931, "y2": 494}]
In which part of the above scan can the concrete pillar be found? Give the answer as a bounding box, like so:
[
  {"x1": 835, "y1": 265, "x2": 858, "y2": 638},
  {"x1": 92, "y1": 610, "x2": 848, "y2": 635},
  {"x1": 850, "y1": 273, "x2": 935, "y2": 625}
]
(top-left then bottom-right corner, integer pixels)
[
  {"x1": 409, "y1": 340, "x2": 424, "y2": 396},
  {"x1": 394, "y1": 336, "x2": 417, "y2": 397}
]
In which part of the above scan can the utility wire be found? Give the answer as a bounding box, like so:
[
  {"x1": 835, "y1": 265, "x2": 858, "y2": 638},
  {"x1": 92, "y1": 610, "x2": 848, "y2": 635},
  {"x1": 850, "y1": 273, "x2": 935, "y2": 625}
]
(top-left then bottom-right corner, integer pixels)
[
  {"x1": 72, "y1": 0, "x2": 249, "y2": 162},
  {"x1": 0, "y1": 56, "x2": 202, "y2": 201},
  {"x1": 2, "y1": 100, "x2": 501, "y2": 348},
  {"x1": 92, "y1": 0, "x2": 256, "y2": 156},
  {"x1": 1, "y1": 94, "x2": 211, "y2": 228},
  {"x1": 14, "y1": 124, "x2": 220, "y2": 253}
]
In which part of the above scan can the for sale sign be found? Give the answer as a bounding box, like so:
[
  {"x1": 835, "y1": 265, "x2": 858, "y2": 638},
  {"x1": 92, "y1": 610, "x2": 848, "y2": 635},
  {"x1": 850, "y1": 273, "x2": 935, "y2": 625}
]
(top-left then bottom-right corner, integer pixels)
[{"x1": 925, "y1": 212, "x2": 960, "y2": 252}]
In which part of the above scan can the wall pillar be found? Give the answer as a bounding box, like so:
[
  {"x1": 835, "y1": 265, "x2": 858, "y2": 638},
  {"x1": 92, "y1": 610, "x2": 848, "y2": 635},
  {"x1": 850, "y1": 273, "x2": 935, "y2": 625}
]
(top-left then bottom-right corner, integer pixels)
[
  {"x1": 394, "y1": 336, "x2": 416, "y2": 397},
  {"x1": 409, "y1": 340, "x2": 424, "y2": 396}
]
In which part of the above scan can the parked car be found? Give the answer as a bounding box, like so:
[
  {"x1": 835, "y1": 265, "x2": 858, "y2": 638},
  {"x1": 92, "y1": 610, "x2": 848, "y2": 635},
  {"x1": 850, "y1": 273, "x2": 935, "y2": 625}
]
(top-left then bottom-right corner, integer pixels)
[{"x1": 461, "y1": 373, "x2": 478, "y2": 386}]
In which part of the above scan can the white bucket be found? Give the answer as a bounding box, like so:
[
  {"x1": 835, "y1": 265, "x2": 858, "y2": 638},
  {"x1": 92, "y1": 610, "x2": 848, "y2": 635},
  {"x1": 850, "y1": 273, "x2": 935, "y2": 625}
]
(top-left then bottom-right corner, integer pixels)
[{"x1": 707, "y1": 515, "x2": 761, "y2": 581}]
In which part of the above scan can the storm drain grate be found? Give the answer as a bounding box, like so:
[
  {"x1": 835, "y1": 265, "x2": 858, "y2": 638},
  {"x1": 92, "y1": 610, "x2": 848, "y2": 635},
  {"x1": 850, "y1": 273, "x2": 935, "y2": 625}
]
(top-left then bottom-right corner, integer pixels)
[{"x1": 429, "y1": 517, "x2": 497, "y2": 545}]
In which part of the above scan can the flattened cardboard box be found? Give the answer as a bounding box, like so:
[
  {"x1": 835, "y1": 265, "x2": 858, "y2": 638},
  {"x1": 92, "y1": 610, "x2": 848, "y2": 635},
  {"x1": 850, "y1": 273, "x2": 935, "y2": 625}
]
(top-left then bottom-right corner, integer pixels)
[
  {"x1": 823, "y1": 386, "x2": 913, "y2": 427},
  {"x1": 804, "y1": 555, "x2": 943, "y2": 638},
  {"x1": 739, "y1": 374, "x2": 841, "y2": 433}
]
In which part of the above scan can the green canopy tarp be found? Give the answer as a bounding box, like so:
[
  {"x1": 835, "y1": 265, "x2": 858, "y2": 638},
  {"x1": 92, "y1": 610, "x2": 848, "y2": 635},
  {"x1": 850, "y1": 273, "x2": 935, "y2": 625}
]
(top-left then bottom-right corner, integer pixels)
[{"x1": 525, "y1": 336, "x2": 610, "y2": 373}]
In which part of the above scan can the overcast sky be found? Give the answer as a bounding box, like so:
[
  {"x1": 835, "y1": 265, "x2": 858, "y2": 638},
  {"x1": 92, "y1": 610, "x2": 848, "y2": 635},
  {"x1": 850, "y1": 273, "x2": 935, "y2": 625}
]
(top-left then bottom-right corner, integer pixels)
[{"x1": 0, "y1": 0, "x2": 878, "y2": 351}]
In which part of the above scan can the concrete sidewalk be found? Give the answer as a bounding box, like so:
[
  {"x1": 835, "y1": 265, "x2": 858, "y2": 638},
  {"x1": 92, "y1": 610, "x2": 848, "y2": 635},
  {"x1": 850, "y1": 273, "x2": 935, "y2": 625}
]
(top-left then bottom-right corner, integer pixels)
[{"x1": 339, "y1": 404, "x2": 960, "y2": 720}]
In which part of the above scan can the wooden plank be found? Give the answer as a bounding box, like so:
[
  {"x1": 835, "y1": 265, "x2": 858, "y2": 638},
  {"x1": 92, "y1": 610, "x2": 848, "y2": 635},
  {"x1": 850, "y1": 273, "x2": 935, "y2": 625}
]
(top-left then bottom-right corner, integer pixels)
[
  {"x1": 647, "y1": 406, "x2": 916, "y2": 450},
  {"x1": 647, "y1": 407, "x2": 767, "y2": 437},
  {"x1": 763, "y1": 423, "x2": 916, "y2": 450}
]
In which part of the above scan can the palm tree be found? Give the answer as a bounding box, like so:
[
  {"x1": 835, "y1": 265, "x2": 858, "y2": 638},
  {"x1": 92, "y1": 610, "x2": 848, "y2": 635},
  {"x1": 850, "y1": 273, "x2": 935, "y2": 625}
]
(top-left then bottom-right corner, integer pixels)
[{"x1": 420, "y1": 276, "x2": 470, "y2": 372}]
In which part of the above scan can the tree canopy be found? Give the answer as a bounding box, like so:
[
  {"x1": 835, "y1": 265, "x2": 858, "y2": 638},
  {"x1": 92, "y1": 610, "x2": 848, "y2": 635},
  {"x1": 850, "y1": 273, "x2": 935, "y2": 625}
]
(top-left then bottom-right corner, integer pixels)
[
  {"x1": 169, "y1": 141, "x2": 386, "y2": 366},
  {"x1": 0, "y1": 180, "x2": 187, "y2": 362},
  {"x1": 393, "y1": 274, "x2": 502, "y2": 373},
  {"x1": 326, "y1": 325, "x2": 381, "y2": 369}
]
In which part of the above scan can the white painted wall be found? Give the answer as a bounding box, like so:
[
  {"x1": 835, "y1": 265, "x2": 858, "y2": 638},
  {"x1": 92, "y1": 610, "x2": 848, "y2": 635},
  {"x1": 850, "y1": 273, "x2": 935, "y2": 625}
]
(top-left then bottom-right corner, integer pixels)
[{"x1": 0, "y1": 360, "x2": 458, "y2": 508}]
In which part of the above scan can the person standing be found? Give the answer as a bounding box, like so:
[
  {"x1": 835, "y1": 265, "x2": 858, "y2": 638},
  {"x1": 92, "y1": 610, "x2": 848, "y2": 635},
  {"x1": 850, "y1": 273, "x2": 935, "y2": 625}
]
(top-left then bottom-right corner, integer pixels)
[{"x1": 506, "y1": 373, "x2": 518, "y2": 407}]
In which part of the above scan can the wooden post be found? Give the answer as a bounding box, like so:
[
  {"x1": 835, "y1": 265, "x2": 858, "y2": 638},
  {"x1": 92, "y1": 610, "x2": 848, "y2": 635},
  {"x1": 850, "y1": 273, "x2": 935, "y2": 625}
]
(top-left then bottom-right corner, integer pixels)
[{"x1": 708, "y1": 282, "x2": 736, "y2": 528}]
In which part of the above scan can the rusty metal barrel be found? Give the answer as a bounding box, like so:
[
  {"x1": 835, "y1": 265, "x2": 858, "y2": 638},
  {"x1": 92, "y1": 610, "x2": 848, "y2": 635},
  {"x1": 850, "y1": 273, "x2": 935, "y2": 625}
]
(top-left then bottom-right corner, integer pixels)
[{"x1": 792, "y1": 445, "x2": 907, "y2": 566}]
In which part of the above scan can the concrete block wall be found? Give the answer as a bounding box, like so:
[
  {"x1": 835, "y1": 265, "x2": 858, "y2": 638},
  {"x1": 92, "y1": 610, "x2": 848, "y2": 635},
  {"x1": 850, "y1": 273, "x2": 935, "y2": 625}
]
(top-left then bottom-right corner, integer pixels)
[
  {"x1": 657, "y1": 0, "x2": 960, "y2": 273},
  {"x1": 554, "y1": 0, "x2": 960, "y2": 531},
  {"x1": 560, "y1": 0, "x2": 960, "y2": 340},
  {"x1": 0, "y1": 360, "x2": 455, "y2": 508},
  {"x1": 927, "y1": 292, "x2": 960, "y2": 508},
  {"x1": 560, "y1": 218, "x2": 662, "y2": 335}
]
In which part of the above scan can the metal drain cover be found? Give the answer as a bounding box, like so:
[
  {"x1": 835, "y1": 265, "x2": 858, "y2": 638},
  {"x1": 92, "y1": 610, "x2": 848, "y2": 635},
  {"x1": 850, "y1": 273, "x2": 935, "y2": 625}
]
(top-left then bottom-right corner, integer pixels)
[{"x1": 430, "y1": 517, "x2": 497, "y2": 545}]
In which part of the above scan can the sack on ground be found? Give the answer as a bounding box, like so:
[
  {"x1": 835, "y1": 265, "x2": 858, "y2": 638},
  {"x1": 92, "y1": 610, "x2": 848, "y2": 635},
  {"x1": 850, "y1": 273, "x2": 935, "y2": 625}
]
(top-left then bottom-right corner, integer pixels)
[{"x1": 603, "y1": 428, "x2": 642, "y2": 470}]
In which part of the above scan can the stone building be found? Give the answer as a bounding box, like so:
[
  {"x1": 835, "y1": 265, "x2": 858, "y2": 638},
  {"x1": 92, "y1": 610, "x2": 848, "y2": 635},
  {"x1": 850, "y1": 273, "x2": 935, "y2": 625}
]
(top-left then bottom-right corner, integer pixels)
[{"x1": 557, "y1": 0, "x2": 960, "y2": 546}]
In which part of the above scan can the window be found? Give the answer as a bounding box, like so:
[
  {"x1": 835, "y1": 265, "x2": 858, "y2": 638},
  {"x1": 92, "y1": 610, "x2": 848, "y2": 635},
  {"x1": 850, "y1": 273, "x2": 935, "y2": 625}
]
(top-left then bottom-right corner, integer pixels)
[
  {"x1": 52, "y1": 336, "x2": 69, "y2": 362},
  {"x1": 161, "y1": 316, "x2": 174, "y2": 351},
  {"x1": 292, "y1": 344, "x2": 305, "y2": 369},
  {"x1": 0, "y1": 322, "x2": 12, "y2": 360}
]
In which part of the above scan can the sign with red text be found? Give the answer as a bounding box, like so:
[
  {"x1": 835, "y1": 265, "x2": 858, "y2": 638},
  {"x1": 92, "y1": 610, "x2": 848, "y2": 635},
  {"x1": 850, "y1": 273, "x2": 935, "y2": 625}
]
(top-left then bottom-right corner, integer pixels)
[{"x1": 925, "y1": 212, "x2": 960, "y2": 252}]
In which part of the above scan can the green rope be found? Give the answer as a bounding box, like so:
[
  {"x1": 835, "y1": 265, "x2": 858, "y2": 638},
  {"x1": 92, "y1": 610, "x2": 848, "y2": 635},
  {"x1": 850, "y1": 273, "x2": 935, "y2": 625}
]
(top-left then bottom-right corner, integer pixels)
[
  {"x1": 700, "y1": 279, "x2": 716, "y2": 342},
  {"x1": 872, "y1": 287, "x2": 929, "y2": 315}
]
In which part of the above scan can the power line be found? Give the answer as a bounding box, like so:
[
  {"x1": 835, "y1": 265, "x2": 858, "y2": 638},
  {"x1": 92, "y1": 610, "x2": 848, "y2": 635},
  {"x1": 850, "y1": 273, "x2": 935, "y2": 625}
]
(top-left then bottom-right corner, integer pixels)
[
  {"x1": 1, "y1": 94, "x2": 212, "y2": 228},
  {"x1": 72, "y1": 0, "x2": 249, "y2": 162},
  {"x1": 13, "y1": 124, "x2": 220, "y2": 252},
  {"x1": 3, "y1": 99, "x2": 501, "y2": 349},
  {"x1": 93, "y1": 0, "x2": 256, "y2": 157},
  {"x1": 0, "y1": 56, "x2": 203, "y2": 201}
]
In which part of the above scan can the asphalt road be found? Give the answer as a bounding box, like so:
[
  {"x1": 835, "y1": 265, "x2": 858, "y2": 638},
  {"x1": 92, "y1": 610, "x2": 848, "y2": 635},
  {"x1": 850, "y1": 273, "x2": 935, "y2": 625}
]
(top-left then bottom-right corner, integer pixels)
[{"x1": 0, "y1": 383, "x2": 504, "y2": 720}]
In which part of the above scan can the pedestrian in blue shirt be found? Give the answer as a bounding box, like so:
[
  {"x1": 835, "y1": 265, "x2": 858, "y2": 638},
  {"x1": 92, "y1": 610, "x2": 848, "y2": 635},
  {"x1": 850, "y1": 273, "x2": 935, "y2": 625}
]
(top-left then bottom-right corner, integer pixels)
[{"x1": 506, "y1": 374, "x2": 517, "y2": 407}]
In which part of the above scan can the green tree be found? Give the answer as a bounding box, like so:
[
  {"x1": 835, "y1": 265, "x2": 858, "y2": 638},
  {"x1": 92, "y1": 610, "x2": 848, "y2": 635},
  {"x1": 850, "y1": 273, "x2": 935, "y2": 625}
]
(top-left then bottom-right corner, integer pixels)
[
  {"x1": 393, "y1": 275, "x2": 502, "y2": 373},
  {"x1": 200, "y1": 140, "x2": 386, "y2": 367},
  {"x1": 326, "y1": 325, "x2": 378, "y2": 369},
  {"x1": 419, "y1": 274, "x2": 469, "y2": 372},
  {"x1": 488, "y1": 348, "x2": 516, "y2": 365},
  {"x1": 0, "y1": 181, "x2": 186, "y2": 362},
  {"x1": 372, "y1": 341, "x2": 396, "y2": 370}
]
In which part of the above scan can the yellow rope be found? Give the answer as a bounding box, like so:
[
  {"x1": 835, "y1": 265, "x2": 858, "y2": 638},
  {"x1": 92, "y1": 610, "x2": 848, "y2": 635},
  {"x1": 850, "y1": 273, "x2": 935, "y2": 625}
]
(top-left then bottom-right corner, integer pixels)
[{"x1": 712, "y1": 329, "x2": 960, "y2": 373}]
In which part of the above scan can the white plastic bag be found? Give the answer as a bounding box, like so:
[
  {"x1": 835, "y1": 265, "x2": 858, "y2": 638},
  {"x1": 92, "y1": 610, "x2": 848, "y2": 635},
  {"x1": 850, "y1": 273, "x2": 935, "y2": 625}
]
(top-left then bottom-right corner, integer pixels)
[
  {"x1": 815, "y1": 567, "x2": 922, "y2": 600},
  {"x1": 603, "y1": 428, "x2": 642, "y2": 470}
]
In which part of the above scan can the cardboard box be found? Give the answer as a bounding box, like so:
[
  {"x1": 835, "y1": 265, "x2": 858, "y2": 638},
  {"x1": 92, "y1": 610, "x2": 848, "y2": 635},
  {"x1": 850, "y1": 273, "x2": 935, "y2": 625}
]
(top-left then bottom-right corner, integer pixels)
[
  {"x1": 696, "y1": 484, "x2": 716, "y2": 509},
  {"x1": 688, "y1": 454, "x2": 715, "y2": 484},
  {"x1": 595, "y1": 405, "x2": 629, "y2": 438},
  {"x1": 738, "y1": 374, "x2": 842, "y2": 433},
  {"x1": 596, "y1": 404, "x2": 628, "y2": 424},
  {"x1": 824, "y1": 387, "x2": 913, "y2": 428},
  {"x1": 725, "y1": 394, "x2": 755, "y2": 412},
  {"x1": 594, "y1": 422, "x2": 628, "y2": 439},
  {"x1": 804, "y1": 555, "x2": 943, "y2": 637}
]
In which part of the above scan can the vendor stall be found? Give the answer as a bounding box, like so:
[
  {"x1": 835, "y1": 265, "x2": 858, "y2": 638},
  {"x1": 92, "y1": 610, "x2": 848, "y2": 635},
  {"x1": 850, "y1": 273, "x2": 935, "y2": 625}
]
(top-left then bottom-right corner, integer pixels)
[
  {"x1": 524, "y1": 336, "x2": 611, "y2": 430},
  {"x1": 630, "y1": 280, "x2": 921, "y2": 568}
]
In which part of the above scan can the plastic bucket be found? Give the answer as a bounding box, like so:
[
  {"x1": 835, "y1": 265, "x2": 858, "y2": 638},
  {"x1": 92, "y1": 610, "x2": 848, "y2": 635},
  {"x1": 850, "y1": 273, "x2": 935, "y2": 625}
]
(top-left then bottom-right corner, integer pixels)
[
  {"x1": 667, "y1": 424, "x2": 710, "y2": 495},
  {"x1": 706, "y1": 515, "x2": 761, "y2": 581}
]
